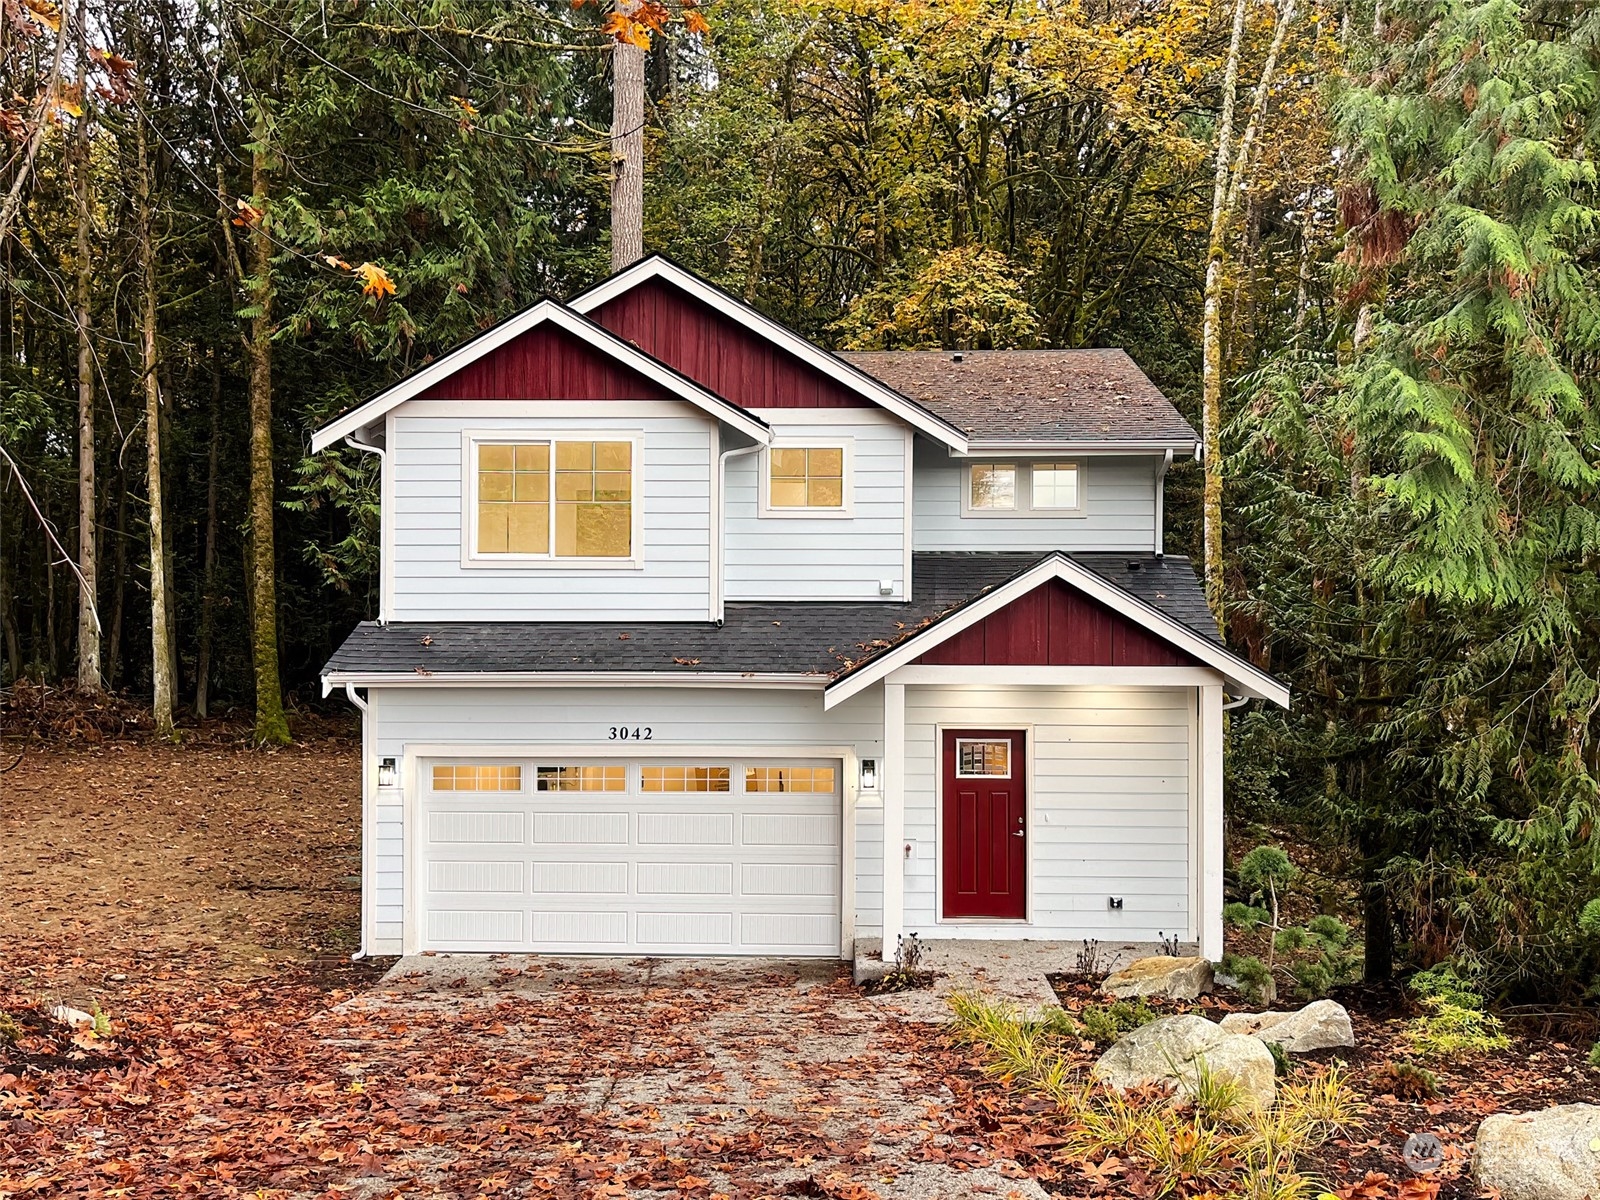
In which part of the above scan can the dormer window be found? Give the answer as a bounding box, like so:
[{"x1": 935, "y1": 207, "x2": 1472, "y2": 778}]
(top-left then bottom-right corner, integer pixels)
[
  {"x1": 964, "y1": 461, "x2": 1085, "y2": 517},
  {"x1": 760, "y1": 442, "x2": 852, "y2": 517},
  {"x1": 465, "y1": 433, "x2": 638, "y2": 564}
]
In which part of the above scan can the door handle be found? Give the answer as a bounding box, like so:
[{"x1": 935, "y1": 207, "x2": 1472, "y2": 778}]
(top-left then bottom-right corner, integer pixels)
[{"x1": 1012, "y1": 830, "x2": 1025, "y2": 838}]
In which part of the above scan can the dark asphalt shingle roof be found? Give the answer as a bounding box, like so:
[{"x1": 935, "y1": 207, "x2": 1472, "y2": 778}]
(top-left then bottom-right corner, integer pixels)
[
  {"x1": 836, "y1": 349, "x2": 1198, "y2": 445},
  {"x1": 324, "y1": 552, "x2": 1219, "y2": 679}
]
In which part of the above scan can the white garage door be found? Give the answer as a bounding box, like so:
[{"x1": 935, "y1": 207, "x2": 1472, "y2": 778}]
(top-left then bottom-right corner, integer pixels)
[{"x1": 419, "y1": 756, "x2": 841, "y2": 956}]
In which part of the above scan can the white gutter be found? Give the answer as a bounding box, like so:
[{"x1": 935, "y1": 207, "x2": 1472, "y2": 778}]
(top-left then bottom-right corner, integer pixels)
[
  {"x1": 952, "y1": 441, "x2": 1198, "y2": 457},
  {"x1": 344, "y1": 432, "x2": 387, "y2": 623},
  {"x1": 342, "y1": 682, "x2": 372, "y2": 961},
  {"x1": 712, "y1": 441, "x2": 763, "y2": 621},
  {"x1": 1155, "y1": 447, "x2": 1173, "y2": 556},
  {"x1": 322, "y1": 670, "x2": 829, "y2": 688}
]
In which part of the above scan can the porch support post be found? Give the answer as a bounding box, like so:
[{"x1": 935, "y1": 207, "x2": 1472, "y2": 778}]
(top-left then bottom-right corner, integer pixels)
[
  {"x1": 881, "y1": 680, "x2": 906, "y2": 955},
  {"x1": 1198, "y1": 684, "x2": 1225, "y2": 961}
]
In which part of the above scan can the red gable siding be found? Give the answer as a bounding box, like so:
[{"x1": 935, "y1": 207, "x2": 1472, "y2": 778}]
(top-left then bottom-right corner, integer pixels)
[
  {"x1": 916, "y1": 579, "x2": 1196, "y2": 668},
  {"x1": 590, "y1": 277, "x2": 871, "y2": 409},
  {"x1": 418, "y1": 323, "x2": 677, "y2": 402}
]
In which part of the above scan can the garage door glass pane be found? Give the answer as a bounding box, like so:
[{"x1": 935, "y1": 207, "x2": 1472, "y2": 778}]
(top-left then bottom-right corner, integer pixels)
[
  {"x1": 432, "y1": 764, "x2": 523, "y2": 791},
  {"x1": 537, "y1": 765, "x2": 627, "y2": 792},
  {"x1": 745, "y1": 767, "x2": 836, "y2": 793},
  {"x1": 641, "y1": 766, "x2": 731, "y2": 792}
]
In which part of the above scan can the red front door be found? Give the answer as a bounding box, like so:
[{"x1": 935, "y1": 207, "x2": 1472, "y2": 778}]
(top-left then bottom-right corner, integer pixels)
[{"x1": 942, "y1": 729, "x2": 1027, "y2": 919}]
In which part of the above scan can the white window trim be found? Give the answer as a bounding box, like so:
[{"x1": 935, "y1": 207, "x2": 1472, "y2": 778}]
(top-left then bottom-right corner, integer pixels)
[
  {"x1": 460, "y1": 430, "x2": 645, "y2": 569},
  {"x1": 757, "y1": 438, "x2": 855, "y2": 519},
  {"x1": 960, "y1": 459, "x2": 1087, "y2": 518}
]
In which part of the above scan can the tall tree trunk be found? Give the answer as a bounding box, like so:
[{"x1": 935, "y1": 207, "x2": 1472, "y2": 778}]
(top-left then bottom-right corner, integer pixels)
[
  {"x1": 1201, "y1": 0, "x2": 1300, "y2": 630},
  {"x1": 72, "y1": 0, "x2": 100, "y2": 690},
  {"x1": 246, "y1": 140, "x2": 290, "y2": 745},
  {"x1": 195, "y1": 354, "x2": 221, "y2": 718},
  {"x1": 134, "y1": 56, "x2": 174, "y2": 738},
  {"x1": 610, "y1": 3, "x2": 645, "y2": 272},
  {"x1": 107, "y1": 471, "x2": 126, "y2": 686}
]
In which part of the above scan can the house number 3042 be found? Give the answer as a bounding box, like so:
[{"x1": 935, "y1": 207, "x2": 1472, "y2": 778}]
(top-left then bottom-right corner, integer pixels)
[{"x1": 608, "y1": 726, "x2": 653, "y2": 741}]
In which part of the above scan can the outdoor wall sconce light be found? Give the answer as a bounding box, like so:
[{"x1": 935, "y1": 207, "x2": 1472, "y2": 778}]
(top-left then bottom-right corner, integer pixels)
[
  {"x1": 859, "y1": 758, "x2": 879, "y2": 793},
  {"x1": 377, "y1": 757, "x2": 397, "y2": 788}
]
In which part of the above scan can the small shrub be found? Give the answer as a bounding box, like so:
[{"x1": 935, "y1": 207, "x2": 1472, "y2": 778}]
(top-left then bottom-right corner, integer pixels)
[
  {"x1": 1222, "y1": 952, "x2": 1275, "y2": 1006},
  {"x1": 1589, "y1": 1042, "x2": 1600, "y2": 1068},
  {"x1": 1280, "y1": 1067, "x2": 1364, "y2": 1137},
  {"x1": 1373, "y1": 1060, "x2": 1440, "y2": 1100},
  {"x1": 1075, "y1": 938, "x2": 1103, "y2": 975},
  {"x1": 1225, "y1": 901, "x2": 1271, "y2": 928},
  {"x1": 1266, "y1": 1041, "x2": 1292, "y2": 1077},
  {"x1": 1079, "y1": 997, "x2": 1156, "y2": 1048},
  {"x1": 1403, "y1": 965, "x2": 1509, "y2": 1058},
  {"x1": 90, "y1": 1002, "x2": 112, "y2": 1040},
  {"x1": 0, "y1": 1011, "x2": 20, "y2": 1044},
  {"x1": 1186, "y1": 1054, "x2": 1246, "y2": 1120},
  {"x1": 1578, "y1": 898, "x2": 1600, "y2": 937}
]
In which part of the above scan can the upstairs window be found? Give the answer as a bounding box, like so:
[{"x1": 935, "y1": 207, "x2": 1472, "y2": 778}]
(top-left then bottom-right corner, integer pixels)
[
  {"x1": 964, "y1": 461, "x2": 1084, "y2": 517},
  {"x1": 761, "y1": 444, "x2": 851, "y2": 517},
  {"x1": 469, "y1": 435, "x2": 636, "y2": 562}
]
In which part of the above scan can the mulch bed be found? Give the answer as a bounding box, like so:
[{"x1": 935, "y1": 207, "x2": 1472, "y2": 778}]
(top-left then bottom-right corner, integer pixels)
[{"x1": 1027, "y1": 970, "x2": 1600, "y2": 1198}]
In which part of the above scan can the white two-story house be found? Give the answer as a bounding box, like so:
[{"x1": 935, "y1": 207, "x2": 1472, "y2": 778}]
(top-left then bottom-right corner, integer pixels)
[{"x1": 312, "y1": 256, "x2": 1288, "y2": 965}]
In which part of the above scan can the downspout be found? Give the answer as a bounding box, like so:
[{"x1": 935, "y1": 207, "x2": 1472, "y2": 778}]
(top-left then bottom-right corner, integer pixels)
[
  {"x1": 343, "y1": 681, "x2": 372, "y2": 961},
  {"x1": 1223, "y1": 695, "x2": 1252, "y2": 711},
  {"x1": 344, "y1": 431, "x2": 387, "y2": 624},
  {"x1": 1155, "y1": 447, "x2": 1173, "y2": 557},
  {"x1": 713, "y1": 440, "x2": 763, "y2": 622}
]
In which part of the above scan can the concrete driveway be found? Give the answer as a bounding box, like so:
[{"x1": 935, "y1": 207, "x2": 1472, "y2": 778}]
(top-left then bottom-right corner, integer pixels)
[{"x1": 325, "y1": 955, "x2": 1047, "y2": 1199}]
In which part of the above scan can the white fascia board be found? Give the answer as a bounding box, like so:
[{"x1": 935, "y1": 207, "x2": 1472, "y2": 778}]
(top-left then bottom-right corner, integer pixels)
[
  {"x1": 310, "y1": 300, "x2": 771, "y2": 453},
  {"x1": 958, "y1": 440, "x2": 1199, "y2": 457},
  {"x1": 822, "y1": 554, "x2": 1290, "y2": 710},
  {"x1": 322, "y1": 670, "x2": 827, "y2": 692},
  {"x1": 570, "y1": 258, "x2": 971, "y2": 453}
]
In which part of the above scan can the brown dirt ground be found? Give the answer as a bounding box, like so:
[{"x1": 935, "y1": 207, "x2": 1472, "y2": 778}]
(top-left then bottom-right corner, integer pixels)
[{"x1": 1, "y1": 736, "x2": 382, "y2": 1005}]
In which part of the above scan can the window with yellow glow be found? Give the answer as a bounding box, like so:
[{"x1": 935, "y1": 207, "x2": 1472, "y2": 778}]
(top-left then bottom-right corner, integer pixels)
[
  {"x1": 640, "y1": 765, "x2": 731, "y2": 792},
  {"x1": 475, "y1": 439, "x2": 632, "y2": 558},
  {"x1": 536, "y1": 765, "x2": 627, "y2": 792},
  {"x1": 768, "y1": 446, "x2": 845, "y2": 509},
  {"x1": 745, "y1": 766, "x2": 836, "y2": 793},
  {"x1": 431, "y1": 764, "x2": 524, "y2": 791}
]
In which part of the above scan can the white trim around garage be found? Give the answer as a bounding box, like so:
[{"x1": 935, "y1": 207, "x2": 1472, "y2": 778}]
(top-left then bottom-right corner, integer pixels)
[{"x1": 398, "y1": 740, "x2": 861, "y2": 957}]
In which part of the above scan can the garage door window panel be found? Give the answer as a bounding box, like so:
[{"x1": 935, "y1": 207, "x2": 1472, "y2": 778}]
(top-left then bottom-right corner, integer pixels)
[
  {"x1": 536, "y1": 764, "x2": 627, "y2": 792},
  {"x1": 641, "y1": 765, "x2": 731, "y2": 793},
  {"x1": 432, "y1": 763, "x2": 524, "y2": 792},
  {"x1": 745, "y1": 766, "x2": 836, "y2": 793}
]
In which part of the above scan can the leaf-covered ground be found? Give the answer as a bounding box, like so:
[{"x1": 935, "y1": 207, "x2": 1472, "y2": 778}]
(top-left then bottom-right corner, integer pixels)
[{"x1": 3, "y1": 741, "x2": 1595, "y2": 1200}]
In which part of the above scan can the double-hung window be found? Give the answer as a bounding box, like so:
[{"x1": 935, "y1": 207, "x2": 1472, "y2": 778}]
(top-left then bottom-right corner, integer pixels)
[
  {"x1": 964, "y1": 460, "x2": 1084, "y2": 517},
  {"x1": 469, "y1": 435, "x2": 637, "y2": 562}
]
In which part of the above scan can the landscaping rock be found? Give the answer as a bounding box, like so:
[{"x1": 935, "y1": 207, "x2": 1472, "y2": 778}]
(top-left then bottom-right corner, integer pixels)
[
  {"x1": 1093, "y1": 1013, "x2": 1276, "y2": 1110},
  {"x1": 1101, "y1": 956, "x2": 1215, "y2": 1000},
  {"x1": 1218, "y1": 999, "x2": 1355, "y2": 1053},
  {"x1": 1476, "y1": 1104, "x2": 1600, "y2": 1200}
]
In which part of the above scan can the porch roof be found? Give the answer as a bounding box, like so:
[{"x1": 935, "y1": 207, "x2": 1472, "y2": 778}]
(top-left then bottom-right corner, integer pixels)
[{"x1": 323, "y1": 552, "x2": 1222, "y2": 682}]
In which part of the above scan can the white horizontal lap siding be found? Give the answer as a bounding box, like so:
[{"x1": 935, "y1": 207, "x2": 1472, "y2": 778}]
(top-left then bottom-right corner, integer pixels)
[
  {"x1": 901, "y1": 685, "x2": 1194, "y2": 942},
  {"x1": 912, "y1": 443, "x2": 1158, "y2": 552},
  {"x1": 725, "y1": 412, "x2": 909, "y2": 600},
  {"x1": 365, "y1": 685, "x2": 886, "y2": 956},
  {"x1": 388, "y1": 410, "x2": 714, "y2": 621}
]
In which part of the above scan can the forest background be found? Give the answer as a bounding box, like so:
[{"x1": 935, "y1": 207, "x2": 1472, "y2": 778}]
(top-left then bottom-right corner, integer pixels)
[{"x1": 1, "y1": 0, "x2": 1597, "y2": 1003}]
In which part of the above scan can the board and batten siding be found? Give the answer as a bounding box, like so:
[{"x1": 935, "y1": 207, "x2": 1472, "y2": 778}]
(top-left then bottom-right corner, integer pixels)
[
  {"x1": 364, "y1": 684, "x2": 886, "y2": 953},
  {"x1": 387, "y1": 404, "x2": 715, "y2": 621},
  {"x1": 893, "y1": 685, "x2": 1196, "y2": 942},
  {"x1": 912, "y1": 441, "x2": 1160, "y2": 552},
  {"x1": 724, "y1": 410, "x2": 911, "y2": 601}
]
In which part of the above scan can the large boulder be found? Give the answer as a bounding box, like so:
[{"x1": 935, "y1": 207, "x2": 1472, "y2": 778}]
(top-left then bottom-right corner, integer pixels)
[
  {"x1": 1093, "y1": 1014, "x2": 1276, "y2": 1111},
  {"x1": 1218, "y1": 1000, "x2": 1355, "y2": 1053},
  {"x1": 1102, "y1": 956, "x2": 1215, "y2": 1001},
  {"x1": 1476, "y1": 1104, "x2": 1600, "y2": 1200}
]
